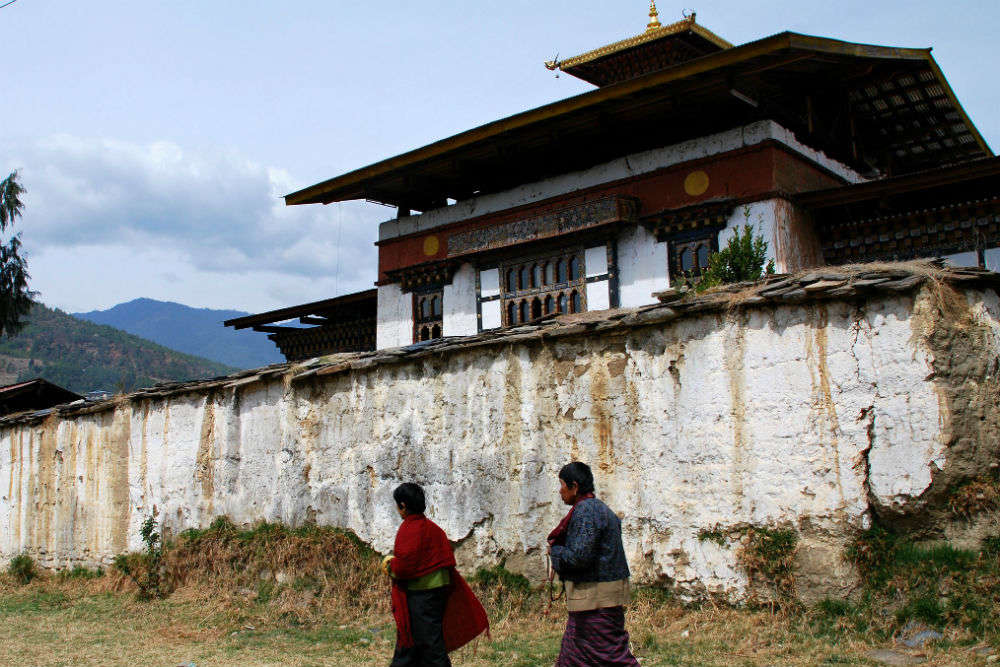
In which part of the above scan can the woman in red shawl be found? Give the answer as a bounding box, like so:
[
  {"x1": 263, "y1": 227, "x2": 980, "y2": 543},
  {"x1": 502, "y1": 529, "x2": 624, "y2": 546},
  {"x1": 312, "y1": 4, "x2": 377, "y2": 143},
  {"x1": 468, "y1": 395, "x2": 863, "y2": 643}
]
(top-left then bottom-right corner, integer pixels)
[{"x1": 382, "y1": 483, "x2": 489, "y2": 667}]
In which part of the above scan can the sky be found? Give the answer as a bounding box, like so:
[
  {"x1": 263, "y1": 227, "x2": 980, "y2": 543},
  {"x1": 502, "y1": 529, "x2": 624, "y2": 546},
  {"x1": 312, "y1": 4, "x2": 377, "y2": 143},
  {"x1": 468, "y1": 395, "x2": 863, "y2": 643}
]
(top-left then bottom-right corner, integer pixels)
[{"x1": 3, "y1": 0, "x2": 999, "y2": 314}]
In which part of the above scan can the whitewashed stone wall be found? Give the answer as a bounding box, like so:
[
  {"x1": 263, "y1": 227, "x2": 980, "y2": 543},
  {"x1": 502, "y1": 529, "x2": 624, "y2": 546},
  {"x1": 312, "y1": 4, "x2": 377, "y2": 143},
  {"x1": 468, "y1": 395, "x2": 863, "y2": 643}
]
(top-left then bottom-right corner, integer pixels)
[{"x1": 2, "y1": 285, "x2": 998, "y2": 602}]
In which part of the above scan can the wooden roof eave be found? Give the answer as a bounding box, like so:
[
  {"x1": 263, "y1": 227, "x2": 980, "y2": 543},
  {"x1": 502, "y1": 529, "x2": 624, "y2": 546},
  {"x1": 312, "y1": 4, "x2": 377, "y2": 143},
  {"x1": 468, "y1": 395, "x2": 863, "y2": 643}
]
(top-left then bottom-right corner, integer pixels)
[
  {"x1": 224, "y1": 289, "x2": 377, "y2": 330},
  {"x1": 284, "y1": 32, "x2": 990, "y2": 208},
  {"x1": 796, "y1": 155, "x2": 1000, "y2": 209}
]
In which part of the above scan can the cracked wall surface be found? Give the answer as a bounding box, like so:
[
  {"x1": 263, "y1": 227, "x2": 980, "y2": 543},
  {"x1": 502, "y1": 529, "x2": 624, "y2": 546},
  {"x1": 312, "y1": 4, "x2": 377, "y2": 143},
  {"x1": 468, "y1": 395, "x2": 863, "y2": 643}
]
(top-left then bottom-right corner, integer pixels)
[{"x1": 1, "y1": 285, "x2": 998, "y2": 602}]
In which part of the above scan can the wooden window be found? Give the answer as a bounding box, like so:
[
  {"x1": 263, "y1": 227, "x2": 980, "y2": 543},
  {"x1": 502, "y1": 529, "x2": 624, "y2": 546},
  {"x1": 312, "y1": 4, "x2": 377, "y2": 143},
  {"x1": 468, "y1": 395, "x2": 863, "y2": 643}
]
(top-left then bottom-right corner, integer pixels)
[
  {"x1": 569, "y1": 256, "x2": 581, "y2": 281},
  {"x1": 413, "y1": 289, "x2": 444, "y2": 343},
  {"x1": 499, "y1": 249, "x2": 589, "y2": 327},
  {"x1": 670, "y1": 233, "x2": 717, "y2": 284},
  {"x1": 556, "y1": 259, "x2": 568, "y2": 283}
]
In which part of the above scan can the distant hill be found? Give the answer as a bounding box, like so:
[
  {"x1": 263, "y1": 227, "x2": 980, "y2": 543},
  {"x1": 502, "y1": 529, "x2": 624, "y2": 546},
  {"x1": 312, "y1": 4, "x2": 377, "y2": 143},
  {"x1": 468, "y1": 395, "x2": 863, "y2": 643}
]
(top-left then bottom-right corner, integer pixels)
[
  {"x1": 75, "y1": 298, "x2": 284, "y2": 369},
  {"x1": 0, "y1": 303, "x2": 238, "y2": 394}
]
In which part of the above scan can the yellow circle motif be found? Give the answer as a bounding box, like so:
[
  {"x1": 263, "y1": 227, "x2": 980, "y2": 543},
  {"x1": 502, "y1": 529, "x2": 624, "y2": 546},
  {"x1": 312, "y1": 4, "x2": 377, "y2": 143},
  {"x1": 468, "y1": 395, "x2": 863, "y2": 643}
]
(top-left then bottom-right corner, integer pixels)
[
  {"x1": 422, "y1": 235, "x2": 440, "y2": 256},
  {"x1": 684, "y1": 170, "x2": 710, "y2": 196}
]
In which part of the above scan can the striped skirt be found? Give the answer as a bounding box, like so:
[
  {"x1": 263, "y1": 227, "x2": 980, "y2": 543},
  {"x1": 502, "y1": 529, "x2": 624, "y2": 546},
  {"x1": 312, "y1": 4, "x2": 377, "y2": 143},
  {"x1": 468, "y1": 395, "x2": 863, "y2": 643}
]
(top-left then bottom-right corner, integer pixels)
[{"x1": 555, "y1": 606, "x2": 640, "y2": 667}]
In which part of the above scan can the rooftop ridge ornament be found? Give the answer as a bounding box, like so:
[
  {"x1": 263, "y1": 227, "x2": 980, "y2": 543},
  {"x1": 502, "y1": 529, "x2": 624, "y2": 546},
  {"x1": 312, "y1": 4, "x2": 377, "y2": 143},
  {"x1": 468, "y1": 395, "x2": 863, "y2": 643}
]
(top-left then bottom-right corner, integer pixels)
[{"x1": 647, "y1": 1, "x2": 661, "y2": 30}]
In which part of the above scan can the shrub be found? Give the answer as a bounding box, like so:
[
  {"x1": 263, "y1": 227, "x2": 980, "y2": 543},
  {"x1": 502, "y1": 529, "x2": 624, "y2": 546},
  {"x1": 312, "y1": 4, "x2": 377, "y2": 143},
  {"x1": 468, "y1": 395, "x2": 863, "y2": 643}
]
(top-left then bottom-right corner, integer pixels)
[
  {"x1": 737, "y1": 525, "x2": 798, "y2": 601},
  {"x1": 471, "y1": 565, "x2": 532, "y2": 596},
  {"x1": 694, "y1": 210, "x2": 775, "y2": 291},
  {"x1": 114, "y1": 513, "x2": 165, "y2": 600},
  {"x1": 8, "y1": 553, "x2": 36, "y2": 585}
]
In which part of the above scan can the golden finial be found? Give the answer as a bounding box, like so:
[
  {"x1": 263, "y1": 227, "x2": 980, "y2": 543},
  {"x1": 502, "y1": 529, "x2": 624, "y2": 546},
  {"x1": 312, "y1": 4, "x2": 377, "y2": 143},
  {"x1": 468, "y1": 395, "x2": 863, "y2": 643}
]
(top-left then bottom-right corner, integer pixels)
[{"x1": 646, "y1": 1, "x2": 662, "y2": 30}]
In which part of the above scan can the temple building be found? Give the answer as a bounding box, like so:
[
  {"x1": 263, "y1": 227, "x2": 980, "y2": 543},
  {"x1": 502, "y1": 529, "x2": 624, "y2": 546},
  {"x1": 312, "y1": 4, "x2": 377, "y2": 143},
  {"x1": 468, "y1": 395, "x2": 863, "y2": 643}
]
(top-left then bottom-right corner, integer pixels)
[{"x1": 228, "y1": 3, "x2": 998, "y2": 358}]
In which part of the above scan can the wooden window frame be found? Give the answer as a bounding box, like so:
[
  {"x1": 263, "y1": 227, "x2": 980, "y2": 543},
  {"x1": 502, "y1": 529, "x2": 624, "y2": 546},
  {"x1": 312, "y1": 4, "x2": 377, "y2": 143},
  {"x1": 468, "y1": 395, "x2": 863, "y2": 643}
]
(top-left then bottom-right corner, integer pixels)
[
  {"x1": 669, "y1": 231, "x2": 718, "y2": 285},
  {"x1": 412, "y1": 288, "x2": 444, "y2": 343},
  {"x1": 499, "y1": 248, "x2": 588, "y2": 327}
]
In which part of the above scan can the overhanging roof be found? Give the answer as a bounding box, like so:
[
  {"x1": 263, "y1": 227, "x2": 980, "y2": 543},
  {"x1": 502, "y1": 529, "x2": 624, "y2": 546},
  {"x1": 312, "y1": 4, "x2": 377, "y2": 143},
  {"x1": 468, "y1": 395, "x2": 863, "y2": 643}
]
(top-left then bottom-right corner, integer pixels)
[
  {"x1": 798, "y1": 155, "x2": 1000, "y2": 211},
  {"x1": 224, "y1": 289, "x2": 377, "y2": 330},
  {"x1": 286, "y1": 32, "x2": 992, "y2": 211}
]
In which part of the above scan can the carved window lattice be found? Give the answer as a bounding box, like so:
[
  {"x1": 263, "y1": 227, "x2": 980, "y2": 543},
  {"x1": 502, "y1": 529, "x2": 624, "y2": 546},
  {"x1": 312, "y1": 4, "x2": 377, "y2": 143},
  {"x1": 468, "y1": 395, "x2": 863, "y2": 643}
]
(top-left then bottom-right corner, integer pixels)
[
  {"x1": 413, "y1": 289, "x2": 443, "y2": 342},
  {"x1": 500, "y1": 251, "x2": 586, "y2": 326},
  {"x1": 669, "y1": 233, "x2": 717, "y2": 285}
]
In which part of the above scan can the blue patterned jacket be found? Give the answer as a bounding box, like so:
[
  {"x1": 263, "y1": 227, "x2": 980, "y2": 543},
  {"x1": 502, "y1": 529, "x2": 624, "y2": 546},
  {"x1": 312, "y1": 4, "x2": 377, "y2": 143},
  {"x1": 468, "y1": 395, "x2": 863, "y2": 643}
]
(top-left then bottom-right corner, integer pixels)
[{"x1": 550, "y1": 496, "x2": 631, "y2": 583}]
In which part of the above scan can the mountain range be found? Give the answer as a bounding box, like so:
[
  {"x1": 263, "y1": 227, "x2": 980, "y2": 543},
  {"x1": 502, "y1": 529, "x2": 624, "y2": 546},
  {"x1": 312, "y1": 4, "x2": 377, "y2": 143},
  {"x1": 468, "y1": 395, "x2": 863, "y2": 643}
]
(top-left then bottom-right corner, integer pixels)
[
  {"x1": 0, "y1": 303, "x2": 238, "y2": 394},
  {"x1": 75, "y1": 298, "x2": 284, "y2": 369}
]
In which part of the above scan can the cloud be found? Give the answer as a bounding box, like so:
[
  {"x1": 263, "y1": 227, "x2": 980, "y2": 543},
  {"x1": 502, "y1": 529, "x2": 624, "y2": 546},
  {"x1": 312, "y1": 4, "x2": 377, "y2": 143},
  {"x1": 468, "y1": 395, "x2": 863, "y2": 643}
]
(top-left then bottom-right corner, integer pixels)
[{"x1": 5, "y1": 136, "x2": 384, "y2": 312}]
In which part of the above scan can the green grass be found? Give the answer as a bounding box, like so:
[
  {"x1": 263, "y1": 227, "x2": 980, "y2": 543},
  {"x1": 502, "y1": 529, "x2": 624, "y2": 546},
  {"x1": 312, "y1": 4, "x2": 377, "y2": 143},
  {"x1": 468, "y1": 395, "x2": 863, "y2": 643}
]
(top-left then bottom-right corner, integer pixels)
[{"x1": 2, "y1": 580, "x2": 999, "y2": 667}]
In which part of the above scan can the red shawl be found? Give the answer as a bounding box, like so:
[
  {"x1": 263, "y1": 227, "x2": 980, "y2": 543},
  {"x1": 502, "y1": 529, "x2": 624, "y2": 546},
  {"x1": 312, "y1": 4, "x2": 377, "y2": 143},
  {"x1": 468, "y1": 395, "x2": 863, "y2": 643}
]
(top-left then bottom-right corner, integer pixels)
[
  {"x1": 390, "y1": 514, "x2": 489, "y2": 650},
  {"x1": 547, "y1": 492, "x2": 595, "y2": 547}
]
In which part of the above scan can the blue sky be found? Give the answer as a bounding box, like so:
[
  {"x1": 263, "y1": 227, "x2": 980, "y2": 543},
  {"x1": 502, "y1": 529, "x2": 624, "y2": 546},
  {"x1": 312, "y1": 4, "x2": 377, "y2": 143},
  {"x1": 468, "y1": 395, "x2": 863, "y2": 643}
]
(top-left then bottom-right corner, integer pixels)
[{"x1": 3, "y1": 1, "x2": 998, "y2": 313}]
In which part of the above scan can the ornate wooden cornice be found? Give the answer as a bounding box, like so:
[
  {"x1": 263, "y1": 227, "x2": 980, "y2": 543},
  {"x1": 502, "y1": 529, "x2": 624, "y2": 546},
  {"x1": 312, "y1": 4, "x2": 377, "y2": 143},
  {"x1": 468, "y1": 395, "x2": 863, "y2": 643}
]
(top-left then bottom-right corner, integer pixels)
[
  {"x1": 645, "y1": 200, "x2": 736, "y2": 240},
  {"x1": 384, "y1": 260, "x2": 460, "y2": 293},
  {"x1": 446, "y1": 196, "x2": 638, "y2": 259}
]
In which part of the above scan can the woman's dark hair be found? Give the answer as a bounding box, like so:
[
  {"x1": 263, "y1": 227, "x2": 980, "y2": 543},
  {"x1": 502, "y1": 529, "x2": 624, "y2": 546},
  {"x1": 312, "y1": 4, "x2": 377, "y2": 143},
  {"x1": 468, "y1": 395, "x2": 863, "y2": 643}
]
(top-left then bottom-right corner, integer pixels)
[
  {"x1": 558, "y1": 462, "x2": 595, "y2": 495},
  {"x1": 393, "y1": 482, "x2": 427, "y2": 514}
]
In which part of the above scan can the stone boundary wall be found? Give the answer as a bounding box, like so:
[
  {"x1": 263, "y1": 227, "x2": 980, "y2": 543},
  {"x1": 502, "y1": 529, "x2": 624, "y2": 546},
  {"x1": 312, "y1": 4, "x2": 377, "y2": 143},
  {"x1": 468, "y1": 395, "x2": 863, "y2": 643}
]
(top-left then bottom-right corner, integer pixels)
[{"x1": 2, "y1": 266, "x2": 999, "y2": 601}]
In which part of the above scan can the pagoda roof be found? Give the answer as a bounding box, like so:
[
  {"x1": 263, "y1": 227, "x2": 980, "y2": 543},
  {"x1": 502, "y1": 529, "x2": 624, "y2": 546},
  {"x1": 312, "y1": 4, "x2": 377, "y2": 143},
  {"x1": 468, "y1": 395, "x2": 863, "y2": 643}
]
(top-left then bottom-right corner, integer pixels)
[
  {"x1": 286, "y1": 32, "x2": 992, "y2": 211},
  {"x1": 545, "y1": 13, "x2": 732, "y2": 87}
]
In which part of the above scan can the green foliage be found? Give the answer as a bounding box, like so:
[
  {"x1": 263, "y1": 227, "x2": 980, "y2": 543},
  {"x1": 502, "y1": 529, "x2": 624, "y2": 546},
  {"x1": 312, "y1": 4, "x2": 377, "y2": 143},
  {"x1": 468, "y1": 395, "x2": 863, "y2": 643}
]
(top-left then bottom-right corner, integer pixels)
[
  {"x1": 8, "y1": 553, "x2": 36, "y2": 585},
  {"x1": 471, "y1": 564, "x2": 532, "y2": 595},
  {"x1": 845, "y1": 524, "x2": 1000, "y2": 634},
  {"x1": 114, "y1": 513, "x2": 165, "y2": 600},
  {"x1": 57, "y1": 565, "x2": 103, "y2": 580},
  {"x1": 255, "y1": 579, "x2": 277, "y2": 604},
  {"x1": 843, "y1": 524, "x2": 900, "y2": 588},
  {"x1": 809, "y1": 598, "x2": 872, "y2": 637},
  {"x1": 0, "y1": 171, "x2": 35, "y2": 337},
  {"x1": 0, "y1": 170, "x2": 25, "y2": 230},
  {"x1": 696, "y1": 527, "x2": 729, "y2": 547},
  {"x1": 0, "y1": 302, "x2": 235, "y2": 393},
  {"x1": 982, "y1": 535, "x2": 1000, "y2": 557},
  {"x1": 695, "y1": 209, "x2": 775, "y2": 291},
  {"x1": 737, "y1": 525, "x2": 798, "y2": 600},
  {"x1": 176, "y1": 516, "x2": 372, "y2": 556},
  {"x1": 896, "y1": 594, "x2": 945, "y2": 626}
]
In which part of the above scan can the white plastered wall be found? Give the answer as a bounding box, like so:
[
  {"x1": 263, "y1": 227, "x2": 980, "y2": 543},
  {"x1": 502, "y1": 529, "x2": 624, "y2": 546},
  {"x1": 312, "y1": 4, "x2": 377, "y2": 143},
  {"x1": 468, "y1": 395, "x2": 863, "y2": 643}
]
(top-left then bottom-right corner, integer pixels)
[
  {"x1": 718, "y1": 199, "x2": 825, "y2": 275},
  {"x1": 617, "y1": 224, "x2": 669, "y2": 307},
  {"x1": 376, "y1": 283, "x2": 411, "y2": 349},
  {"x1": 378, "y1": 120, "x2": 864, "y2": 242},
  {"x1": 443, "y1": 263, "x2": 477, "y2": 337},
  {"x1": 584, "y1": 245, "x2": 610, "y2": 311}
]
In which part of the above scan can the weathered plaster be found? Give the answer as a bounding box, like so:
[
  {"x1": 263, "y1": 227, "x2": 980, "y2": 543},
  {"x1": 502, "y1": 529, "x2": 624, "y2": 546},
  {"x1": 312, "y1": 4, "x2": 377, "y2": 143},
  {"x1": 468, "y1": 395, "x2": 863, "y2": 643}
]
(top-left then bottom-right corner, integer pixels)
[{"x1": 2, "y1": 285, "x2": 998, "y2": 603}]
